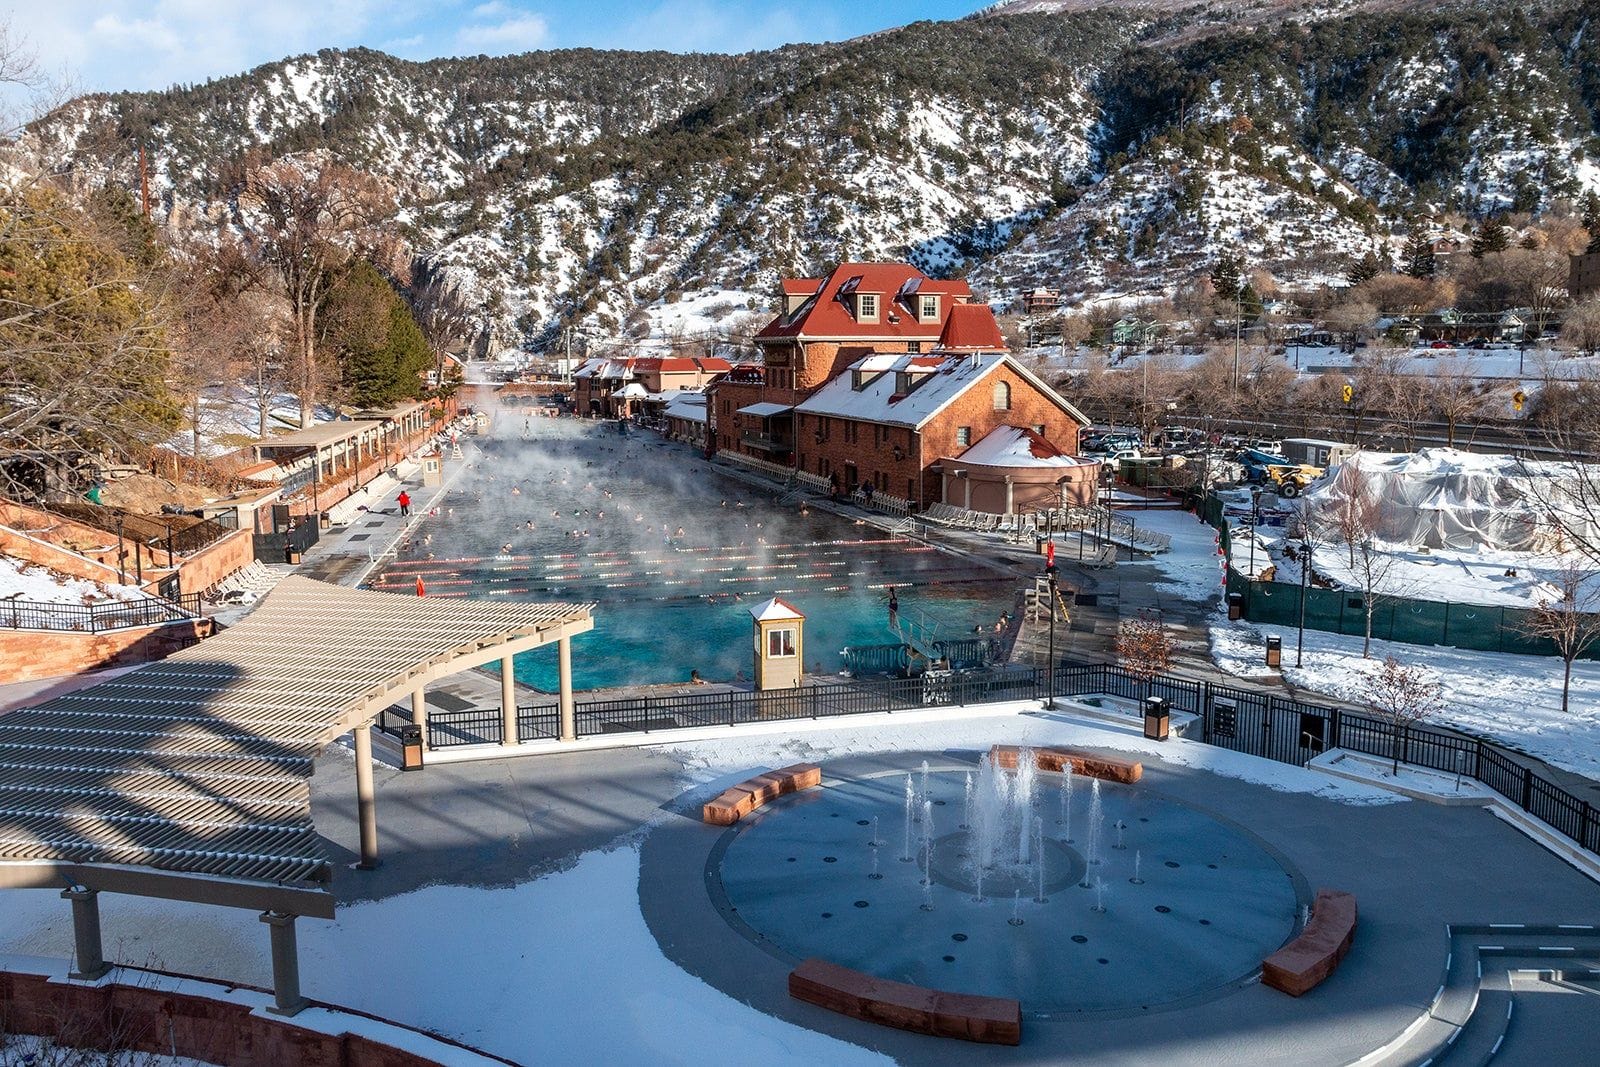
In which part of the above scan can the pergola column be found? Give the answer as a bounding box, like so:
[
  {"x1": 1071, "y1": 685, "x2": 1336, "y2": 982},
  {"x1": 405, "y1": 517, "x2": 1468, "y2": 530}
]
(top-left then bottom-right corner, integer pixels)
[
  {"x1": 260, "y1": 911, "x2": 308, "y2": 1016},
  {"x1": 411, "y1": 688, "x2": 428, "y2": 749},
  {"x1": 353, "y1": 722, "x2": 379, "y2": 869},
  {"x1": 61, "y1": 886, "x2": 110, "y2": 980},
  {"x1": 500, "y1": 655, "x2": 519, "y2": 746},
  {"x1": 558, "y1": 636, "x2": 576, "y2": 742},
  {"x1": 963, "y1": 477, "x2": 972, "y2": 511},
  {"x1": 1004, "y1": 475, "x2": 1015, "y2": 517}
]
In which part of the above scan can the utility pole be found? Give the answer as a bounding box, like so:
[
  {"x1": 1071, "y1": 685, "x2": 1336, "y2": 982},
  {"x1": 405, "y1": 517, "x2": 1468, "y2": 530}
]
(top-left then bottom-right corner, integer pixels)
[
  {"x1": 1232, "y1": 287, "x2": 1242, "y2": 395},
  {"x1": 137, "y1": 144, "x2": 151, "y2": 220}
]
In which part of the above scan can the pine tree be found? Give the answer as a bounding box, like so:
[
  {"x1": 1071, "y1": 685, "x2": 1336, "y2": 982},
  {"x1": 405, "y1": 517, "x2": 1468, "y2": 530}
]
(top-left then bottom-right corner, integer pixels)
[
  {"x1": 1470, "y1": 216, "x2": 1511, "y2": 258},
  {"x1": 1581, "y1": 190, "x2": 1600, "y2": 235},
  {"x1": 1403, "y1": 230, "x2": 1435, "y2": 278},
  {"x1": 1347, "y1": 250, "x2": 1382, "y2": 286},
  {"x1": 1210, "y1": 248, "x2": 1245, "y2": 301}
]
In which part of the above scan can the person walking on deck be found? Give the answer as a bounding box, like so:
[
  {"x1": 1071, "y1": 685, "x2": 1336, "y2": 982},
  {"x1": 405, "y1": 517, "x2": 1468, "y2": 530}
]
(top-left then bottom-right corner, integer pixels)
[{"x1": 397, "y1": 490, "x2": 411, "y2": 517}]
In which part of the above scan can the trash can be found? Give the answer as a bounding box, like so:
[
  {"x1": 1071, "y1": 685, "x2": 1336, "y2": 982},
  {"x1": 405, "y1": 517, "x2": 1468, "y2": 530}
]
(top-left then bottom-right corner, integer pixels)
[
  {"x1": 1143, "y1": 696, "x2": 1170, "y2": 741},
  {"x1": 285, "y1": 547, "x2": 302, "y2": 565},
  {"x1": 1035, "y1": 535, "x2": 1045, "y2": 555},
  {"x1": 400, "y1": 724, "x2": 424, "y2": 771},
  {"x1": 319, "y1": 511, "x2": 331, "y2": 530},
  {"x1": 1227, "y1": 591, "x2": 1244, "y2": 621},
  {"x1": 1265, "y1": 635, "x2": 1282, "y2": 668}
]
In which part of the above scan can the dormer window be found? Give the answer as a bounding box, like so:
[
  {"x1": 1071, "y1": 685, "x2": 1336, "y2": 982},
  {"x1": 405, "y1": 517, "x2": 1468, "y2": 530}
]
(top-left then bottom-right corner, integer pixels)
[
  {"x1": 857, "y1": 293, "x2": 879, "y2": 322},
  {"x1": 919, "y1": 294, "x2": 939, "y2": 322}
]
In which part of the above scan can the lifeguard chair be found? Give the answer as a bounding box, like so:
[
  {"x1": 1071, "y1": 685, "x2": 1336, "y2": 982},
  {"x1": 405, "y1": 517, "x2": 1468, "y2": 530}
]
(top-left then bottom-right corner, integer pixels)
[{"x1": 749, "y1": 596, "x2": 804, "y2": 690}]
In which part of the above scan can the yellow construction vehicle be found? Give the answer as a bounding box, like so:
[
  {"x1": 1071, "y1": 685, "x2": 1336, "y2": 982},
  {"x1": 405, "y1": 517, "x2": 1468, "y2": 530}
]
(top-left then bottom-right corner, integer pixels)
[{"x1": 1265, "y1": 462, "x2": 1325, "y2": 498}]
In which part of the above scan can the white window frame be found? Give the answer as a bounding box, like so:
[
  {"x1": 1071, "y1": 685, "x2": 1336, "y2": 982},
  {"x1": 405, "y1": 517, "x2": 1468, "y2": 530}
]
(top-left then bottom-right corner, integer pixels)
[
  {"x1": 857, "y1": 293, "x2": 878, "y2": 321},
  {"x1": 920, "y1": 294, "x2": 939, "y2": 321},
  {"x1": 767, "y1": 627, "x2": 797, "y2": 658}
]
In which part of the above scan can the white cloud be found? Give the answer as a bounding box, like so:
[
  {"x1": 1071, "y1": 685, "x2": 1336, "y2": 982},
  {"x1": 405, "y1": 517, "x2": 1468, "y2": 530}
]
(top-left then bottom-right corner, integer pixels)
[
  {"x1": 455, "y1": 13, "x2": 550, "y2": 53},
  {"x1": 470, "y1": 1, "x2": 516, "y2": 16},
  {"x1": 90, "y1": 14, "x2": 183, "y2": 54}
]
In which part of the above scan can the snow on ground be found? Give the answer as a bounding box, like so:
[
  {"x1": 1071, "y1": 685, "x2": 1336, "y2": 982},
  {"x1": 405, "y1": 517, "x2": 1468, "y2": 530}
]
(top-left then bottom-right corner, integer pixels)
[
  {"x1": 1212, "y1": 617, "x2": 1600, "y2": 780},
  {"x1": 665, "y1": 702, "x2": 1404, "y2": 807},
  {"x1": 0, "y1": 704, "x2": 1403, "y2": 1063},
  {"x1": 1123, "y1": 508, "x2": 1227, "y2": 603},
  {"x1": 0, "y1": 554, "x2": 150, "y2": 605},
  {"x1": 0, "y1": 845, "x2": 889, "y2": 1067},
  {"x1": 1239, "y1": 525, "x2": 1589, "y2": 609}
]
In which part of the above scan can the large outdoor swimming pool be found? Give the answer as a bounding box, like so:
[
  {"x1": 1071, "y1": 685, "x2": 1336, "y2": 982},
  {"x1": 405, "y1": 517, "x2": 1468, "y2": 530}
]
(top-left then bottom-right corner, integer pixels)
[{"x1": 368, "y1": 418, "x2": 1017, "y2": 690}]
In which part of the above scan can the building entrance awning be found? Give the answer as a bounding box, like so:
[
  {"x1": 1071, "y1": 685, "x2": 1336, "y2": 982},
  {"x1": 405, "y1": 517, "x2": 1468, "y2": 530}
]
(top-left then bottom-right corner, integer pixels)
[{"x1": 737, "y1": 402, "x2": 793, "y2": 418}]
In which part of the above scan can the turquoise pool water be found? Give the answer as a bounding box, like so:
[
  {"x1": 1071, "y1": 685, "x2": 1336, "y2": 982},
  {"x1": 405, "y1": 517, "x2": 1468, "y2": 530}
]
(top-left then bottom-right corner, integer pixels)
[{"x1": 369, "y1": 419, "x2": 1016, "y2": 691}]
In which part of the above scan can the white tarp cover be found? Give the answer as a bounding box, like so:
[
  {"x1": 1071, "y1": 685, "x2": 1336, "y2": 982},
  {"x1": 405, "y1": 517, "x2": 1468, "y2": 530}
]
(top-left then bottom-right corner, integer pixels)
[{"x1": 1304, "y1": 448, "x2": 1599, "y2": 553}]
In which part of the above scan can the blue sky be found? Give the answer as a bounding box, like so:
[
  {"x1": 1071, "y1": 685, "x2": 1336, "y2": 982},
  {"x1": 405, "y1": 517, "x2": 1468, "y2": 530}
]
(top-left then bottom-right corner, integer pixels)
[{"x1": 9, "y1": 1, "x2": 983, "y2": 99}]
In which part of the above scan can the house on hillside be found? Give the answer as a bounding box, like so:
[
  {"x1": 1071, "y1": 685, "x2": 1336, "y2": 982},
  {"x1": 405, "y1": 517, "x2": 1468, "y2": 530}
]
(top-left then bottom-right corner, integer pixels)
[
  {"x1": 710, "y1": 262, "x2": 975, "y2": 465},
  {"x1": 1109, "y1": 317, "x2": 1162, "y2": 347},
  {"x1": 1571, "y1": 251, "x2": 1600, "y2": 301},
  {"x1": 1022, "y1": 288, "x2": 1063, "y2": 315},
  {"x1": 792, "y1": 304, "x2": 1093, "y2": 511}
]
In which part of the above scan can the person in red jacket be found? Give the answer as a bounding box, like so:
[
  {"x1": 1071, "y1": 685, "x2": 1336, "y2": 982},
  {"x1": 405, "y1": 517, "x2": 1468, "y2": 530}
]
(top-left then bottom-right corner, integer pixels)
[{"x1": 397, "y1": 490, "x2": 411, "y2": 517}]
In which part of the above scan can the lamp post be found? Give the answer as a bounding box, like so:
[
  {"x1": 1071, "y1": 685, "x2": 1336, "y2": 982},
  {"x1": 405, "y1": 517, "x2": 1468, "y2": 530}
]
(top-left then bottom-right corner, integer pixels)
[
  {"x1": 113, "y1": 513, "x2": 126, "y2": 584},
  {"x1": 1296, "y1": 520, "x2": 1311, "y2": 668},
  {"x1": 1046, "y1": 569, "x2": 1058, "y2": 709},
  {"x1": 1249, "y1": 486, "x2": 1262, "y2": 577}
]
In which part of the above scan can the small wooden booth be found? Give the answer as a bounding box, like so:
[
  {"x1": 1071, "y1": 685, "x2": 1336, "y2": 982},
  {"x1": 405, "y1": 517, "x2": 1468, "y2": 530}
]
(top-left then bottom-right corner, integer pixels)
[{"x1": 750, "y1": 596, "x2": 805, "y2": 690}]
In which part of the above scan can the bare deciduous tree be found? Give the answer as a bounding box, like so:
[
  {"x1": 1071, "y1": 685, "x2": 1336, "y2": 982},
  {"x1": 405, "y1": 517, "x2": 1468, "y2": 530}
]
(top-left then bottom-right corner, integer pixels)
[
  {"x1": 234, "y1": 156, "x2": 396, "y2": 426},
  {"x1": 1365, "y1": 656, "x2": 1444, "y2": 775},
  {"x1": 1519, "y1": 563, "x2": 1600, "y2": 715},
  {"x1": 1115, "y1": 610, "x2": 1174, "y2": 699},
  {"x1": 409, "y1": 260, "x2": 477, "y2": 393}
]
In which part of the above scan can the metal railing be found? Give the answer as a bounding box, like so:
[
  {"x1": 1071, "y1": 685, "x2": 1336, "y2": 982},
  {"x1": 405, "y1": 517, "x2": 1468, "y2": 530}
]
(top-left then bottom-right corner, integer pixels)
[
  {"x1": 399, "y1": 659, "x2": 1598, "y2": 859},
  {"x1": 0, "y1": 592, "x2": 203, "y2": 633}
]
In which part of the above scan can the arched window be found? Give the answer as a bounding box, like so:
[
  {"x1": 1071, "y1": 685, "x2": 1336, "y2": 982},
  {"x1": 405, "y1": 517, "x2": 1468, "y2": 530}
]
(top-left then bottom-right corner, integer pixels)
[{"x1": 992, "y1": 380, "x2": 1011, "y2": 411}]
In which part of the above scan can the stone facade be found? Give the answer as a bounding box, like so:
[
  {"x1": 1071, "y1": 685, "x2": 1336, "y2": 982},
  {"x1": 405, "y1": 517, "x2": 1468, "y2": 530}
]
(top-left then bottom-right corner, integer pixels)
[
  {"x1": 0, "y1": 617, "x2": 212, "y2": 684},
  {"x1": 0, "y1": 964, "x2": 448, "y2": 1067}
]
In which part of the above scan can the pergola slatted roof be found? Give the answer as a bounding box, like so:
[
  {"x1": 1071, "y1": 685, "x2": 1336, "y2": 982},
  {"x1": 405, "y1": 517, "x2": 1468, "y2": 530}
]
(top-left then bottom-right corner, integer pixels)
[{"x1": 0, "y1": 577, "x2": 593, "y2": 909}]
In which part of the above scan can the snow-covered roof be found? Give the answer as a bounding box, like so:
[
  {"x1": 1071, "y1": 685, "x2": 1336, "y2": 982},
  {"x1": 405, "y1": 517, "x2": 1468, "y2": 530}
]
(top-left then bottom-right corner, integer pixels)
[
  {"x1": 956, "y1": 425, "x2": 1092, "y2": 468},
  {"x1": 756, "y1": 262, "x2": 972, "y2": 342},
  {"x1": 616, "y1": 382, "x2": 650, "y2": 399},
  {"x1": 664, "y1": 393, "x2": 707, "y2": 423},
  {"x1": 737, "y1": 402, "x2": 792, "y2": 418},
  {"x1": 795, "y1": 351, "x2": 1088, "y2": 430},
  {"x1": 749, "y1": 596, "x2": 804, "y2": 622}
]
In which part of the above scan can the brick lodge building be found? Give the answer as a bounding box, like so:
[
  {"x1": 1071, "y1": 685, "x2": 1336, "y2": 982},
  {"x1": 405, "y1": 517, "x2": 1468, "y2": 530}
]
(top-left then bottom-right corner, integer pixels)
[
  {"x1": 573, "y1": 355, "x2": 730, "y2": 419},
  {"x1": 710, "y1": 262, "x2": 1098, "y2": 513}
]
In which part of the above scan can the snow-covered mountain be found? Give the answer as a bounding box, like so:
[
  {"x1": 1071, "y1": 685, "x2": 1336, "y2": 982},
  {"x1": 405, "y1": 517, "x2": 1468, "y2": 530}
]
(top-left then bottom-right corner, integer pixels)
[{"x1": 25, "y1": 2, "x2": 1600, "y2": 348}]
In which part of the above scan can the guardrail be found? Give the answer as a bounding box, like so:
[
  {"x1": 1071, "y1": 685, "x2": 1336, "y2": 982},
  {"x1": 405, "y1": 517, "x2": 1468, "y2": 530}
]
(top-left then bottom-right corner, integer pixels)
[
  {"x1": 0, "y1": 592, "x2": 203, "y2": 633},
  {"x1": 398, "y1": 659, "x2": 1598, "y2": 858}
]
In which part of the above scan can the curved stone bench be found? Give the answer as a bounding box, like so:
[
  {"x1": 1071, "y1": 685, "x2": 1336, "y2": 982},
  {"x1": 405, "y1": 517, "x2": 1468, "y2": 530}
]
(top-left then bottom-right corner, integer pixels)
[
  {"x1": 788, "y1": 958, "x2": 1021, "y2": 1045},
  {"x1": 701, "y1": 763, "x2": 821, "y2": 826},
  {"x1": 990, "y1": 744, "x2": 1142, "y2": 784},
  {"x1": 1262, "y1": 889, "x2": 1358, "y2": 996}
]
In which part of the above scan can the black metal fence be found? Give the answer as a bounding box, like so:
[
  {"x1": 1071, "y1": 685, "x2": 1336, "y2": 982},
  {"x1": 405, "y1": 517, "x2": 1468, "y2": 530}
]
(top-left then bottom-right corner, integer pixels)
[
  {"x1": 0, "y1": 592, "x2": 203, "y2": 633},
  {"x1": 398, "y1": 659, "x2": 1599, "y2": 858}
]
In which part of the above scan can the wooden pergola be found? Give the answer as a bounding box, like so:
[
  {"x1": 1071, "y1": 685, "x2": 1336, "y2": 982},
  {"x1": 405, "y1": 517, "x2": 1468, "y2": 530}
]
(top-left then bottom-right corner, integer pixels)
[{"x1": 0, "y1": 576, "x2": 593, "y2": 1013}]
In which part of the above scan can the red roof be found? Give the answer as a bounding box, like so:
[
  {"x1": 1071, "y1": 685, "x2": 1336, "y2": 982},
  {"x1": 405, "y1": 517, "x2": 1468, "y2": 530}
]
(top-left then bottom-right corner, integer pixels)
[
  {"x1": 756, "y1": 262, "x2": 973, "y2": 342},
  {"x1": 937, "y1": 303, "x2": 1005, "y2": 351}
]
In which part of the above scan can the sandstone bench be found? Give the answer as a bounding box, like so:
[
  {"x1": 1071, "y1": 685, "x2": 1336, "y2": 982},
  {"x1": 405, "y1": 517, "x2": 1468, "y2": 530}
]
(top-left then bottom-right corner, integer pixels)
[
  {"x1": 788, "y1": 958, "x2": 1021, "y2": 1045},
  {"x1": 990, "y1": 745, "x2": 1142, "y2": 784},
  {"x1": 701, "y1": 763, "x2": 821, "y2": 826},
  {"x1": 1262, "y1": 889, "x2": 1357, "y2": 996}
]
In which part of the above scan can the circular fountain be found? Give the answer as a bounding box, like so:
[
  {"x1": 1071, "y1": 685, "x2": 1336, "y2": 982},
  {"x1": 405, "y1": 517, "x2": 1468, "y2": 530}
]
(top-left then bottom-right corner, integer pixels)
[{"x1": 708, "y1": 753, "x2": 1307, "y2": 1016}]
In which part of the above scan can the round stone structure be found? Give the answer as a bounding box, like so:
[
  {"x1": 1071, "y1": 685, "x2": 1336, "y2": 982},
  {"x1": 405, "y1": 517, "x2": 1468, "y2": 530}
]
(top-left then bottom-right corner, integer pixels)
[{"x1": 709, "y1": 767, "x2": 1308, "y2": 1016}]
